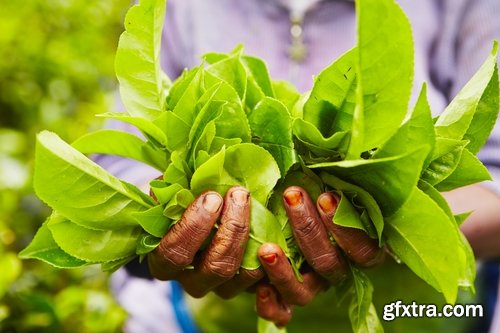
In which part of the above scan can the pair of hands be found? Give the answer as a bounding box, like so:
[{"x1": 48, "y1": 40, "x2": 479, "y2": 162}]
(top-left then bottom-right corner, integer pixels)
[{"x1": 148, "y1": 186, "x2": 384, "y2": 327}]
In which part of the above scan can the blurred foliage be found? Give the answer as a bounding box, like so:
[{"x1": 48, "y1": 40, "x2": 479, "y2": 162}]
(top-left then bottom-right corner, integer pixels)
[{"x1": 0, "y1": 0, "x2": 132, "y2": 331}]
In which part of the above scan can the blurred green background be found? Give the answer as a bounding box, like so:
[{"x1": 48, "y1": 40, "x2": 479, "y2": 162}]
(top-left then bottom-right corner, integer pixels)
[{"x1": 0, "y1": 1, "x2": 133, "y2": 331}]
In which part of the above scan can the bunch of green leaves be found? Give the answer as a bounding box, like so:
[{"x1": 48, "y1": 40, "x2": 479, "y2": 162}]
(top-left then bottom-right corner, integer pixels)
[{"x1": 19, "y1": 0, "x2": 500, "y2": 332}]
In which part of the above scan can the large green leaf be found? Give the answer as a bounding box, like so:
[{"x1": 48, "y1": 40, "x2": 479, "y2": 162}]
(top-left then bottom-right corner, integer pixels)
[
  {"x1": 249, "y1": 97, "x2": 297, "y2": 176},
  {"x1": 204, "y1": 49, "x2": 275, "y2": 109},
  {"x1": 149, "y1": 181, "x2": 184, "y2": 204},
  {"x1": 303, "y1": 48, "x2": 357, "y2": 137},
  {"x1": 72, "y1": 129, "x2": 167, "y2": 170},
  {"x1": 207, "y1": 84, "x2": 250, "y2": 144},
  {"x1": 163, "y1": 150, "x2": 190, "y2": 188},
  {"x1": 420, "y1": 138, "x2": 468, "y2": 186},
  {"x1": 434, "y1": 148, "x2": 491, "y2": 191},
  {"x1": 186, "y1": 84, "x2": 228, "y2": 162},
  {"x1": 167, "y1": 68, "x2": 250, "y2": 158},
  {"x1": 19, "y1": 222, "x2": 88, "y2": 269},
  {"x1": 332, "y1": 192, "x2": 364, "y2": 231},
  {"x1": 34, "y1": 131, "x2": 154, "y2": 230},
  {"x1": 242, "y1": 55, "x2": 275, "y2": 98},
  {"x1": 164, "y1": 111, "x2": 191, "y2": 152},
  {"x1": 133, "y1": 204, "x2": 173, "y2": 238},
  {"x1": 115, "y1": 0, "x2": 169, "y2": 120},
  {"x1": 418, "y1": 180, "x2": 455, "y2": 222},
  {"x1": 47, "y1": 213, "x2": 140, "y2": 263},
  {"x1": 416, "y1": 179, "x2": 475, "y2": 291},
  {"x1": 101, "y1": 257, "x2": 136, "y2": 273},
  {"x1": 188, "y1": 82, "x2": 250, "y2": 163},
  {"x1": 97, "y1": 112, "x2": 168, "y2": 148},
  {"x1": 293, "y1": 118, "x2": 349, "y2": 159},
  {"x1": 385, "y1": 188, "x2": 463, "y2": 303},
  {"x1": 373, "y1": 84, "x2": 435, "y2": 167},
  {"x1": 190, "y1": 144, "x2": 281, "y2": 204},
  {"x1": 312, "y1": 146, "x2": 429, "y2": 217},
  {"x1": 457, "y1": 232, "x2": 476, "y2": 293},
  {"x1": 204, "y1": 50, "x2": 247, "y2": 102},
  {"x1": 272, "y1": 80, "x2": 300, "y2": 115},
  {"x1": 348, "y1": 0, "x2": 413, "y2": 157},
  {"x1": 435, "y1": 42, "x2": 499, "y2": 154},
  {"x1": 167, "y1": 66, "x2": 202, "y2": 111},
  {"x1": 171, "y1": 67, "x2": 205, "y2": 128},
  {"x1": 163, "y1": 189, "x2": 195, "y2": 220}
]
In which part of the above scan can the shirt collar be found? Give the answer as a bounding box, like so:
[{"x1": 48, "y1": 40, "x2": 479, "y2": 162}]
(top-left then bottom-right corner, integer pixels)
[{"x1": 274, "y1": 0, "x2": 354, "y2": 19}]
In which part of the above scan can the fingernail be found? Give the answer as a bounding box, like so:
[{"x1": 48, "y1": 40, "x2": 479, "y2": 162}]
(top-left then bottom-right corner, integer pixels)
[
  {"x1": 261, "y1": 253, "x2": 277, "y2": 265},
  {"x1": 232, "y1": 189, "x2": 249, "y2": 205},
  {"x1": 318, "y1": 193, "x2": 339, "y2": 214},
  {"x1": 203, "y1": 193, "x2": 222, "y2": 213},
  {"x1": 284, "y1": 190, "x2": 302, "y2": 207},
  {"x1": 258, "y1": 288, "x2": 270, "y2": 301}
]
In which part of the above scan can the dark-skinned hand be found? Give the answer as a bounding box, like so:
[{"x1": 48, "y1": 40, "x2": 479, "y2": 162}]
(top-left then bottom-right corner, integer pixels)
[
  {"x1": 148, "y1": 186, "x2": 264, "y2": 299},
  {"x1": 255, "y1": 186, "x2": 385, "y2": 327},
  {"x1": 148, "y1": 185, "x2": 384, "y2": 327}
]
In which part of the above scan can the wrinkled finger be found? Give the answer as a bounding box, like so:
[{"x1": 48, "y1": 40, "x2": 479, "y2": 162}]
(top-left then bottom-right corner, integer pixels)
[
  {"x1": 258, "y1": 243, "x2": 328, "y2": 306},
  {"x1": 256, "y1": 284, "x2": 293, "y2": 328},
  {"x1": 200, "y1": 187, "x2": 251, "y2": 279},
  {"x1": 148, "y1": 191, "x2": 223, "y2": 280},
  {"x1": 214, "y1": 267, "x2": 265, "y2": 299},
  {"x1": 176, "y1": 187, "x2": 251, "y2": 297},
  {"x1": 317, "y1": 193, "x2": 384, "y2": 267},
  {"x1": 283, "y1": 186, "x2": 348, "y2": 283}
]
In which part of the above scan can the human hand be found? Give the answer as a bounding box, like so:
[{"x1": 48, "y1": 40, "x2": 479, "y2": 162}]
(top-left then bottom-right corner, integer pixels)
[
  {"x1": 148, "y1": 186, "x2": 264, "y2": 299},
  {"x1": 255, "y1": 186, "x2": 385, "y2": 327}
]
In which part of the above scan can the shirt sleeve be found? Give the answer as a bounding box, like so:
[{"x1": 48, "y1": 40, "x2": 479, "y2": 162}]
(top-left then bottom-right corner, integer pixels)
[{"x1": 161, "y1": 0, "x2": 193, "y2": 79}]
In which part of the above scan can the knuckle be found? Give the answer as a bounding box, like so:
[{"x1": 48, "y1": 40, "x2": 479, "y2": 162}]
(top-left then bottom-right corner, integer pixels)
[
  {"x1": 240, "y1": 268, "x2": 265, "y2": 282},
  {"x1": 310, "y1": 252, "x2": 339, "y2": 273},
  {"x1": 161, "y1": 246, "x2": 192, "y2": 268},
  {"x1": 160, "y1": 226, "x2": 203, "y2": 268},
  {"x1": 354, "y1": 244, "x2": 383, "y2": 267},
  {"x1": 203, "y1": 259, "x2": 237, "y2": 280},
  {"x1": 294, "y1": 215, "x2": 323, "y2": 240},
  {"x1": 182, "y1": 202, "x2": 203, "y2": 222},
  {"x1": 223, "y1": 218, "x2": 250, "y2": 236},
  {"x1": 181, "y1": 213, "x2": 213, "y2": 235},
  {"x1": 309, "y1": 251, "x2": 346, "y2": 282}
]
